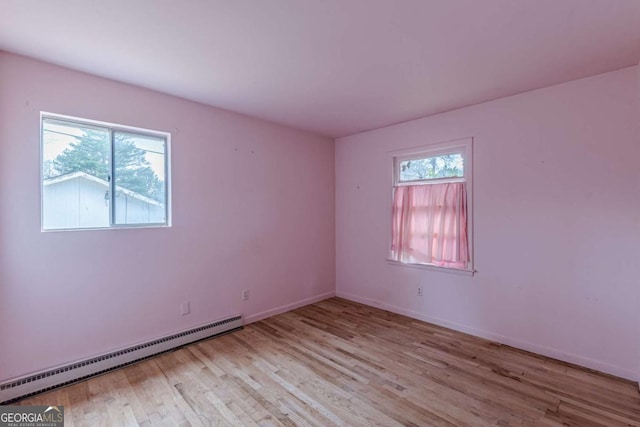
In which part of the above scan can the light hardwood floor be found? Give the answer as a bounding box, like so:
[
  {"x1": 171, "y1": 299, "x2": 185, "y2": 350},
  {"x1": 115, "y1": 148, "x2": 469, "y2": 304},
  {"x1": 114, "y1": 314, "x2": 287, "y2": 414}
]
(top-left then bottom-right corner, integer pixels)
[{"x1": 19, "y1": 298, "x2": 640, "y2": 426}]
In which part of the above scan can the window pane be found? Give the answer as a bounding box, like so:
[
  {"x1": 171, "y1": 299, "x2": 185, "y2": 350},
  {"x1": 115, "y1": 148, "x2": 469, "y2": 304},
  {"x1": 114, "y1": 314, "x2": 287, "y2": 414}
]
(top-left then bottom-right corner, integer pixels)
[
  {"x1": 113, "y1": 132, "x2": 166, "y2": 225},
  {"x1": 399, "y1": 153, "x2": 463, "y2": 182},
  {"x1": 42, "y1": 119, "x2": 110, "y2": 229}
]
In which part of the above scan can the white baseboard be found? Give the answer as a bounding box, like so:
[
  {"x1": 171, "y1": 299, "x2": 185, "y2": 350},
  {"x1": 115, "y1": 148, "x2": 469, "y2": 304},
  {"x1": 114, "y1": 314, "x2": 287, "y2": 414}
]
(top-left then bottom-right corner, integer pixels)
[
  {"x1": 245, "y1": 291, "x2": 336, "y2": 324},
  {"x1": 0, "y1": 314, "x2": 243, "y2": 403},
  {"x1": 336, "y1": 291, "x2": 637, "y2": 381}
]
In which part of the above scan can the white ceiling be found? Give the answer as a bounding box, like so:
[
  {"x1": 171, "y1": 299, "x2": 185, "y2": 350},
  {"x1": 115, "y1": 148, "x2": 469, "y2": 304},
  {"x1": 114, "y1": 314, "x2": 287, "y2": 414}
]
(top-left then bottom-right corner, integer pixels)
[{"x1": 1, "y1": 0, "x2": 639, "y2": 137}]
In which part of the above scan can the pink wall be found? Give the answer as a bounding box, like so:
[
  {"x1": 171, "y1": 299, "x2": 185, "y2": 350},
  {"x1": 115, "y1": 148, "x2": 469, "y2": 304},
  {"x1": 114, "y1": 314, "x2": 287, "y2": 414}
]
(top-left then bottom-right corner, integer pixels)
[
  {"x1": 0, "y1": 52, "x2": 335, "y2": 382},
  {"x1": 336, "y1": 66, "x2": 640, "y2": 380},
  {"x1": 1, "y1": 51, "x2": 637, "y2": 384}
]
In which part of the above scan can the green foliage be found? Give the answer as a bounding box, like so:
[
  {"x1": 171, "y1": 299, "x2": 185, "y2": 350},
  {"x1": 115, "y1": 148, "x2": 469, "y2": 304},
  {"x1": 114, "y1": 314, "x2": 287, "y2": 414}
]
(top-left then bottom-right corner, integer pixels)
[
  {"x1": 400, "y1": 153, "x2": 463, "y2": 181},
  {"x1": 52, "y1": 130, "x2": 164, "y2": 201},
  {"x1": 113, "y1": 134, "x2": 164, "y2": 201},
  {"x1": 52, "y1": 129, "x2": 110, "y2": 181}
]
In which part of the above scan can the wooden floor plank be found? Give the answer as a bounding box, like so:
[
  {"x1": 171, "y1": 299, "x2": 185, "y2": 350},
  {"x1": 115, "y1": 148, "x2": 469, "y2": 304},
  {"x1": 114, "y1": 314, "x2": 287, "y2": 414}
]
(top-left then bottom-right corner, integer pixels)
[{"x1": 17, "y1": 298, "x2": 640, "y2": 426}]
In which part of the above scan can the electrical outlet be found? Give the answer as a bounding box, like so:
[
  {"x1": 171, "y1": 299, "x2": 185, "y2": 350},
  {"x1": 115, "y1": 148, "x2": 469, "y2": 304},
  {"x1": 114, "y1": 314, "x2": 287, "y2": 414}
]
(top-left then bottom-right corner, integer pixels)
[
  {"x1": 180, "y1": 301, "x2": 190, "y2": 315},
  {"x1": 242, "y1": 289, "x2": 249, "y2": 301},
  {"x1": 417, "y1": 286, "x2": 423, "y2": 297}
]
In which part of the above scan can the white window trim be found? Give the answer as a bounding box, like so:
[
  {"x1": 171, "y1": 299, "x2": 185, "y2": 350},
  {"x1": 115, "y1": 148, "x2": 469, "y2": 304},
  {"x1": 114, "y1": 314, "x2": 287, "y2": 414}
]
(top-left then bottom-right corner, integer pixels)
[
  {"x1": 40, "y1": 112, "x2": 172, "y2": 232},
  {"x1": 386, "y1": 259, "x2": 475, "y2": 276},
  {"x1": 387, "y1": 137, "x2": 475, "y2": 275}
]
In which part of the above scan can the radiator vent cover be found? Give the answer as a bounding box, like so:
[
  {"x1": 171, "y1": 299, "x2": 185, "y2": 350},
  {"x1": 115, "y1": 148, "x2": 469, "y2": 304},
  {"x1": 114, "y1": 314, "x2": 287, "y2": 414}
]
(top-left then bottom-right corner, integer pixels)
[{"x1": 0, "y1": 314, "x2": 243, "y2": 404}]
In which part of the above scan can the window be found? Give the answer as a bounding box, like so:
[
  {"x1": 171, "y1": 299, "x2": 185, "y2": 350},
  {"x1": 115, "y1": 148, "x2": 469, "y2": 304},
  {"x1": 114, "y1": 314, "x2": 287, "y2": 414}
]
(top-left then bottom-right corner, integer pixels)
[
  {"x1": 41, "y1": 113, "x2": 170, "y2": 230},
  {"x1": 390, "y1": 138, "x2": 473, "y2": 272}
]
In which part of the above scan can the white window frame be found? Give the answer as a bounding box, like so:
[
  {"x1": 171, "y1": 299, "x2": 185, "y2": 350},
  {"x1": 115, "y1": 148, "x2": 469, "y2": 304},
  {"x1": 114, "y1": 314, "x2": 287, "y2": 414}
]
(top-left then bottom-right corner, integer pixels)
[
  {"x1": 387, "y1": 137, "x2": 474, "y2": 275},
  {"x1": 40, "y1": 112, "x2": 172, "y2": 231}
]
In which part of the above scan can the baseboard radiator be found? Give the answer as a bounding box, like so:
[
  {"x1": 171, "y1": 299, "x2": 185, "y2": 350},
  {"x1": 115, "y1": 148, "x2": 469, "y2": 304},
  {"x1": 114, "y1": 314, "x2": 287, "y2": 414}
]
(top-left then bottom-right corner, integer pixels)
[{"x1": 0, "y1": 314, "x2": 243, "y2": 404}]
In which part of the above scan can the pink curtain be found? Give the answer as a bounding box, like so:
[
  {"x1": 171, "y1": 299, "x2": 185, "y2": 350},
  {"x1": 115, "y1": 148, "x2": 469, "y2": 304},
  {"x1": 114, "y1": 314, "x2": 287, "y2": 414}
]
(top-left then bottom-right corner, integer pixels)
[{"x1": 391, "y1": 182, "x2": 469, "y2": 269}]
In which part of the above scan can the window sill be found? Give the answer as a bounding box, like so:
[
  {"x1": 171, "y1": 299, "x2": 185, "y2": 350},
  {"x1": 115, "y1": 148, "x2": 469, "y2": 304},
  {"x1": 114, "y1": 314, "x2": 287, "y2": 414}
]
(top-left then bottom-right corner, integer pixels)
[
  {"x1": 42, "y1": 223, "x2": 171, "y2": 232},
  {"x1": 386, "y1": 259, "x2": 475, "y2": 276}
]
